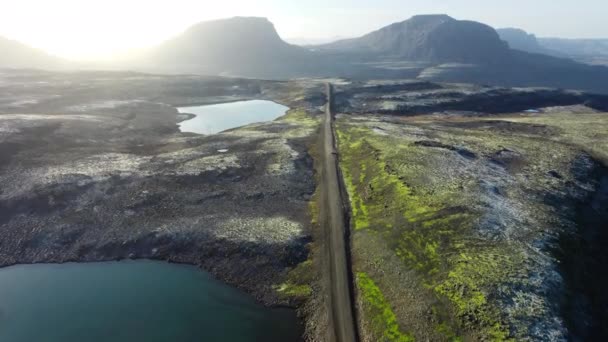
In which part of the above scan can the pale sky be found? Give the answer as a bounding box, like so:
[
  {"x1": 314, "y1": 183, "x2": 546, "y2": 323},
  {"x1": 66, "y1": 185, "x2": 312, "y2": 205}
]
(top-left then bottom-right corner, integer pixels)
[{"x1": 1, "y1": 0, "x2": 606, "y2": 61}]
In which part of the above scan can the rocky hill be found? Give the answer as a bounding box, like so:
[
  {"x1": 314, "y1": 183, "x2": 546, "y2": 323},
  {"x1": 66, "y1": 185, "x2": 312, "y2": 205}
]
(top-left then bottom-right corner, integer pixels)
[
  {"x1": 318, "y1": 15, "x2": 510, "y2": 64},
  {"x1": 139, "y1": 17, "x2": 317, "y2": 78},
  {"x1": 0, "y1": 36, "x2": 66, "y2": 70},
  {"x1": 313, "y1": 15, "x2": 608, "y2": 93}
]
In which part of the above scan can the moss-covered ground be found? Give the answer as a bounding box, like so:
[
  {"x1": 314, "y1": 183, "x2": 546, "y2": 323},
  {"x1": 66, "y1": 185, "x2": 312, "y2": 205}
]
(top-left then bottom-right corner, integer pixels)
[
  {"x1": 336, "y1": 107, "x2": 608, "y2": 341},
  {"x1": 271, "y1": 106, "x2": 329, "y2": 341},
  {"x1": 356, "y1": 272, "x2": 415, "y2": 342},
  {"x1": 271, "y1": 108, "x2": 322, "y2": 301}
]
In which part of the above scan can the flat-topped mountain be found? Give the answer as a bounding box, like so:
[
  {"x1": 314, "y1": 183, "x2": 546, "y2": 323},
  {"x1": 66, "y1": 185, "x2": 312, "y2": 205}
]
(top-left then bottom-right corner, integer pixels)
[
  {"x1": 140, "y1": 17, "x2": 315, "y2": 78},
  {"x1": 0, "y1": 36, "x2": 66, "y2": 70},
  {"x1": 318, "y1": 15, "x2": 509, "y2": 64}
]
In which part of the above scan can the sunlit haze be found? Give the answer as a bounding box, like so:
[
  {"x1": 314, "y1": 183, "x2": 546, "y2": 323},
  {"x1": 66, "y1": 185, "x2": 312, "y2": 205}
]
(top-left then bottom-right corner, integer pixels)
[{"x1": 1, "y1": 0, "x2": 607, "y2": 61}]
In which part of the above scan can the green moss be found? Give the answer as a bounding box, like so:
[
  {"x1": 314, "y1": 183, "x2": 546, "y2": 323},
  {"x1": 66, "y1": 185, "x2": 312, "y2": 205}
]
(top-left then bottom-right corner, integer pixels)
[
  {"x1": 276, "y1": 256, "x2": 315, "y2": 300},
  {"x1": 276, "y1": 282, "x2": 312, "y2": 298},
  {"x1": 434, "y1": 250, "x2": 520, "y2": 341},
  {"x1": 270, "y1": 108, "x2": 321, "y2": 139},
  {"x1": 357, "y1": 272, "x2": 415, "y2": 342},
  {"x1": 278, "y1": 108, "x2": 320, "y2": 127},
  {"x1": 276, "y1": 128, "x2": 320, "y2": 301},
  {"x1": 274, "y1": 258, "x2": 314, "y2": 300},
  {"x1": 336, "y1": 124, "x2": 469, "y2": 277},
  {"x1": 435, "y1": 322, "x2": 463, "y2": 342},
  {"x1": 336, "y1": 110, "x2": 608, "y2": 340},
  {"x1": 309, "y1": 189, "x2": 320, "y2": 226},
  {"x1": 336, "y1": 122, "x2": 516, "y2": 340}
]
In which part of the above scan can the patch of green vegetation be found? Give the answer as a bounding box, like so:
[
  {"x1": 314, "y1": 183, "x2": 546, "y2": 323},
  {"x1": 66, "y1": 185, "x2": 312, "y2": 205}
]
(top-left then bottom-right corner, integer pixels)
[
  {"x1": 276, "y1": 282, "x2": 313, "y2": 298},
  {"x1": 336, "y1": 124, "x2": 469, "y2": 277},
  {"x1": 309, "y1": 196, "x2": 319, "y2": 225},
  {"x1": 273, "y1": 108, "x2": 321, "y2": 139},
  {"x1": 357, "y1": 272, "x2": 415, "y2": 342},
  {"x1": 336, "y1": 122, "x2": 516, "y2": 340},
  {"x1": 275, "y1": 253, "x2": 315, "y2": 300},
  {"x1": 278, "y1": 108, "x2": 321, "y2": 127},
  {"x1": 434, "y1": 250, "x2": 521, "y2": 341},
  {"x1": 274, "y1": 123, "x2": 320, "y2": 302},
  {"x1": 435, "y1": 321, "x2": 463, "y2": 342},
  {"x1": 504, "y1": 112, "x2": 608, "y2": 164}
]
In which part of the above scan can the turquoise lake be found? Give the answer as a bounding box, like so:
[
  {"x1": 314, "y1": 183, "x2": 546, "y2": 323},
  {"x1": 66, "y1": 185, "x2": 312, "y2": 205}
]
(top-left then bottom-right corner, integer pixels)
[{"x1": 0, "y1": 260, "x2": 301, "y2": 342}]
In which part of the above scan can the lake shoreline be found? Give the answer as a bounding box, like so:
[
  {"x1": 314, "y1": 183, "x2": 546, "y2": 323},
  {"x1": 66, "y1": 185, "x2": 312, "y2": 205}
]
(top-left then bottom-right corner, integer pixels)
[{"x1": 176, "y1": 112, "x2": 196, "y2": 123}]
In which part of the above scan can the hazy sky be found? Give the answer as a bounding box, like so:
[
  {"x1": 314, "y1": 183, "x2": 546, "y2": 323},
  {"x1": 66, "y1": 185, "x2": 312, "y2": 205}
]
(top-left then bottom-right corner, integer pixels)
[{"x1": 1, "y1": 0, "x2": 606, "y2": 60}]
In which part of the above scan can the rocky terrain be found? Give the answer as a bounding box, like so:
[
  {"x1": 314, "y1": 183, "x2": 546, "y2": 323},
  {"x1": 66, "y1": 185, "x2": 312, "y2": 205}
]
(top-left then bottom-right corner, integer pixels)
[
  {"x1": 0, "y1": 70, "x2": 326, "y2": 310},
  {"x1": 2, "y1": 70, "x2": 607, "y2": 341},
  {"x1": 334, "y1": 80, "x2": 608, "y2": 115},
  {"x1": 334, "y1": 80, "x2": 608, "y2": 341}
]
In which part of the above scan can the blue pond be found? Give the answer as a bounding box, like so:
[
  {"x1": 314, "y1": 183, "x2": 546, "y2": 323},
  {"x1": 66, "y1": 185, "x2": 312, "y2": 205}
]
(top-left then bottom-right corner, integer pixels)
[
  {"x1": 178, "y1": 100, "x2": 289, "y2": 135},
  {"x1": 0, "y1": 260, "x2": 301, "y2": 342}
]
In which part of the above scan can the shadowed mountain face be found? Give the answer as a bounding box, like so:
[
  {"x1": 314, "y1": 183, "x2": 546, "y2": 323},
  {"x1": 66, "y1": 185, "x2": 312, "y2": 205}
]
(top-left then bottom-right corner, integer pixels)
[
  {"x1": 313, "y1": 15, "x2": 608, "y2": 93},
  {"x1": 318, "y1": 15, "x2": 509, "y2": 64},
  {"x1": 140, "y1": 17, "x2": 316, "y2": 78},
  {"x1": 0, "y1": 37, "x2": 66, "y2": 70},
  {"x1": 497, "y1": 28, "x2": 558, "y2": 55}
]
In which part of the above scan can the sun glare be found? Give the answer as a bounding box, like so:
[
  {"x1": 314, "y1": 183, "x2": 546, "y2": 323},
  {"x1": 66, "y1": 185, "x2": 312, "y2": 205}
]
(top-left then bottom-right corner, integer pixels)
[{"x1": 0, "y1": 0, "x2": 264, "y2": 61}]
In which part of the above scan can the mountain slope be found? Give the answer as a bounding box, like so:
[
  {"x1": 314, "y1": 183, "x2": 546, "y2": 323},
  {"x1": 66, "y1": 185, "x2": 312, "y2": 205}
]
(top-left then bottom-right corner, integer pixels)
[
  {"x1": 0, "y1": 37, "x2": 66, "y2": 70},
  {"x1": 539, "y1": 38, "x2": 608, "y2": 66},
  {"x1": 496, "y1": 28, "x2": 559, "y2": 56},
  {"x1": 140, "y1": 17, "x2": 317, "y2": 78},
  {"x1": 539, "y1": 38, "x2": 608, "y2": 57},
  {"x1": 316, "y1": 15, "x2": 608, "y2": 94},
  {"x1": 318, "y1": 15, "x2": 509, "y2": 64}
]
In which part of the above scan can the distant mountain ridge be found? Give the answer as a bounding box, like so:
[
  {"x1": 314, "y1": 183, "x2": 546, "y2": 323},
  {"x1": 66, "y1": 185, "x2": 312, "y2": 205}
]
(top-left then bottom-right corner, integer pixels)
[
  {"x1": 497, "y1": 28, "x2": 608, "y2": 66},
  {"x1": 496, "y1": 28, "x2": 558, "y2": 56},
  {"x1": 540, "y1": 37, "x2": 608, "y2": 57},
  {"x1": 539, "y1": 37, "x2": 608, "y2": 66},
  {"x1": 2, "y1": 15, "x2": 608, "y2": 94},
  {"x1": 0, "y1": 36, "x2": 66, "y2": 70},
  {"x1": 286, "y1": 36, "x2": 350, "y2": 46},
  {"x1": 317, "y1": 15, "x2": 510, "y2": 64}
]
